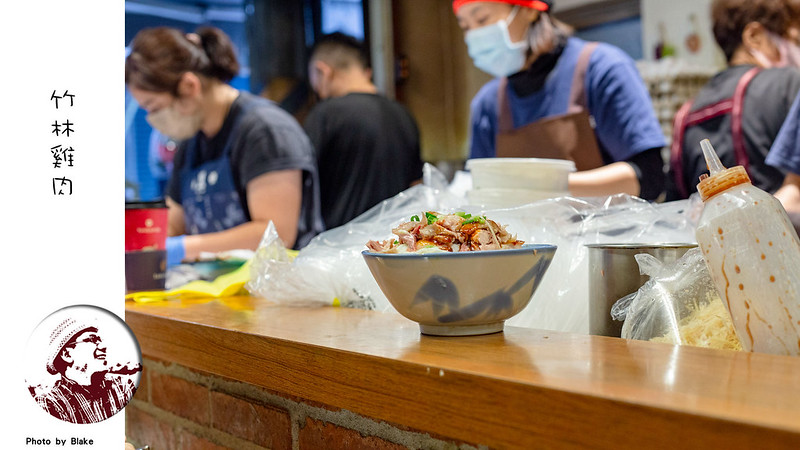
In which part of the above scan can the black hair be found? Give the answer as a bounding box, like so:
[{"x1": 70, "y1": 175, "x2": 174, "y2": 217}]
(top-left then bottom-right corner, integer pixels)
[
  {"x1": 310, "y1": 32, "x2": 370, "y2": 70},
  {"x1": 125, "y1": 26, "x2": 240, "y2": 94},
  {"x1": 711, "y1": 0, "x2": 799, "y2": 62}
]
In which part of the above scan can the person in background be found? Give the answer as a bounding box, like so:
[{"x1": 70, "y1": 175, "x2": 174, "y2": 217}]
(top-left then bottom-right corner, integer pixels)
[
  {"x1": 667, "y1": 0, "x2": 800, "y2": 201},
  {"x1": 767, "y1": 91, "x2": 800, "y2": 232},
  {"x1": 304, "y1": 32, "x2": 424, "y2": 229},
  {"x1": 453, "y1": 0, "x2": 666, "y2": 200},
  {"x1": 125, "y1": 26, "x2": 324, "y2": 265}
]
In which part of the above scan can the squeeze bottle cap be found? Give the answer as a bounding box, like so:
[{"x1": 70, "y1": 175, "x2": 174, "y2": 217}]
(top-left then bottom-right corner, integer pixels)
[{"x1": 696, "y1": 139, "x2": 750, "y2": 201}]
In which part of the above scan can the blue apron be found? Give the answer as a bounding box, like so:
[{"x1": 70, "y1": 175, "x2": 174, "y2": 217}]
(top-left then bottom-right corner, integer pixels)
[{"x1": 179, "y1": 105, "x2": 249, "y2": 235}]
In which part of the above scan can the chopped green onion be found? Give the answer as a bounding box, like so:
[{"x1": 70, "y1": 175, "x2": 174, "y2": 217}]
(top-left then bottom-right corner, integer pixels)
[
  {"x1": 425, "y1": 212, "x2": 438, "y2": 224},
  {"x1": 455, "y1": 211, "x2": 472, "y2": 219},
  {"x1": 410, "y1": 215, "x2": 420, "y2": 222},
  {"x1": 463, "y1": 215, "x2": 486, "y2": 225}
]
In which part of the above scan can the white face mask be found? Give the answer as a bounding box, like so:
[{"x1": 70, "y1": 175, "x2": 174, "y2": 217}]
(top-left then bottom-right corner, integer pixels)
[
  {"x1": 773, "y1": 33, "x2": 800, "y2": 68},
  {"x1": 750, "y1": 32, "x2": 800, "y2": 68},
  {"x1": 465, "y1": 6, "x2": 529, "y2": 78},
  {"x1": 146, "y1": 101, "x2": 203, "y2": 141}
]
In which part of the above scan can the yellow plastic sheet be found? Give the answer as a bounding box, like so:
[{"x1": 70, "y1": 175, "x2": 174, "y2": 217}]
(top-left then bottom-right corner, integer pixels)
[{"x1": 126, "y1": 259, "x2": 252, "y2": 303}]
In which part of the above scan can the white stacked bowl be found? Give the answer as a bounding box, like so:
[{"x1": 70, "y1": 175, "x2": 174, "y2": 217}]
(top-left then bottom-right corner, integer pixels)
[{"x1": 465, "y1": 158, "x2": 575, "y2": 208}]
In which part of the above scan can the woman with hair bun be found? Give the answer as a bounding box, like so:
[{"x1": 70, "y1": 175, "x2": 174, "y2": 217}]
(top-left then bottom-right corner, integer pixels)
[
  {"x1": 125, "y1": 26, "x2": 324, "y2": 265},
  {"x1": 454, "y1": 0, "x2": 666, "y2": 200}
]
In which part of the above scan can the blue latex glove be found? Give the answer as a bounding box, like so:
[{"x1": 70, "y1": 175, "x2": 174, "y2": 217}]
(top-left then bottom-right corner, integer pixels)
[{"x1": 166, "y1": 235, "x2": 186, "y2": 267}]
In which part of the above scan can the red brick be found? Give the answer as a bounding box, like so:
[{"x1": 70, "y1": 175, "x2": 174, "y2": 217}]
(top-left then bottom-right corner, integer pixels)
[
  {"x1": 298, "y1": 418, "x2": 406, "y2": 450},
  {"x1": 150, "y1": 371, "x2": 210, "y2": 425},
  {"x1": 210, "y1": 391, "x2": 291, "y2": 450},
  {"x1": 125, "y1": 404, "x2": 179, "y2": 450},
  {"x1": 133, "y1": 365, "x2": 149, "y2": 403},
  {"x1": 179, "y1": 430, "x2": 230, "y2": 450}
]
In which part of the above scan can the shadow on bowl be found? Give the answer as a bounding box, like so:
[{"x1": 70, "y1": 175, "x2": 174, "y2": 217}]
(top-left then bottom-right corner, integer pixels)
[{"x1": 362, "y1": 244, "x2": 557, "y2": 336}]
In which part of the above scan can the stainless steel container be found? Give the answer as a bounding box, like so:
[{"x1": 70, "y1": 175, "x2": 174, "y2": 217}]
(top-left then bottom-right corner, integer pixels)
[{"x1": 586, "y1": 243, "x2": 697, "y2": 337}]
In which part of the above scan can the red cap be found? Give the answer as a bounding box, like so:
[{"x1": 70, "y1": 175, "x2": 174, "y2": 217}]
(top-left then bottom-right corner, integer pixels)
[{"x1": 453, "y1": 0, "x2": 552, "y2": 14}]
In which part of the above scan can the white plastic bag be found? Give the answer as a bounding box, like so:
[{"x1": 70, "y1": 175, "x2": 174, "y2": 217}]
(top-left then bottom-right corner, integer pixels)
[
  {"x1": 611, "y1": 247, "x2": 741, "y2": 350},
  {"x1": 245, "y1": 164, "x2": 466, "y2": 311},
  {"x1": 494, "y1": 194, "x2": 700, "y2": 333},
  {"x1": 246, "y1": 164, "x2": 701, "y2": 335}
]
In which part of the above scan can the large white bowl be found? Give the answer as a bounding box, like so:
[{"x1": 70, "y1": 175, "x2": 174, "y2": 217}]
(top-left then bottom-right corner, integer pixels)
[
  {"x1": 362, "y1": 244, "x2": 557, "y2": 336},
  {"x1": 466, "y1": 188, "x2": 569, "y2": 208},
  {"x1": 466, "y1": 158, "x2": 576, "y2": 191}
]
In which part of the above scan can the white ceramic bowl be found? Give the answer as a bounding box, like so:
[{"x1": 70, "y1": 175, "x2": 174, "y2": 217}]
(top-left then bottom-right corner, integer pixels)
[
  {"x1": 466, "y1": 158, "x2": 576, "y2": 191},
  {"x1": 362, "y1": 244, "x2": 557, "y2": 336},
  {"x1": 466, "y1": 188, "x2": 569, "y2": 208}
]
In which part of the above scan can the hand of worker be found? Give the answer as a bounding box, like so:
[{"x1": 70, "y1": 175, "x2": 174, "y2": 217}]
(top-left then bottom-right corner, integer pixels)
[{"x1": 166, "y1": 235, "x2": 186, "y2": 267}]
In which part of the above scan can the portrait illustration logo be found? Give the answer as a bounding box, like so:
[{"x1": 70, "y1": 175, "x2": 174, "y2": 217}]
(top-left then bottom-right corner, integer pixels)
[{"x1": 26, "y1": 305, "x2": 142, "y2": 424}]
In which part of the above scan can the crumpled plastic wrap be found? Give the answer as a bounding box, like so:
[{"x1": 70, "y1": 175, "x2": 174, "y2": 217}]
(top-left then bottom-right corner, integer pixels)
[
  {"x1": 610, "y1": 247, "x2": 741, "y2": 350},
  {"x1": 245, "y1": 164, "x2": 465, "y2": 310},
  {"x1": 490, "y1": 194, "x2": 700, "y2": 333},
  {"x1": 246, "y1": 163, "x2": 701, "y2": 334}
]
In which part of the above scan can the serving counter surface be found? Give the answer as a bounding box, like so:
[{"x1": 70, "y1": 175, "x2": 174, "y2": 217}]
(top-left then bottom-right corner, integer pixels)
[{"x1": 125, "y1": 295, "x2": 800, "y2": 448}]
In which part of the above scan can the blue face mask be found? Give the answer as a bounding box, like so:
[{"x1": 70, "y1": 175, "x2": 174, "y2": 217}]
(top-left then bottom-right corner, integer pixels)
[{"x1": 465, "y1": 6, "x2": 529, "y2": 78}]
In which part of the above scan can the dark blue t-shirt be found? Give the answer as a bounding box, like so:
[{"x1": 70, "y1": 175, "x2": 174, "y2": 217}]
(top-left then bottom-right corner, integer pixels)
[
  {"x1": 767, "y1": 91, "x2": 800, "y2": 174},
  {"x1": 168, "y1": 91, "x2": 324, "y2": 249}
]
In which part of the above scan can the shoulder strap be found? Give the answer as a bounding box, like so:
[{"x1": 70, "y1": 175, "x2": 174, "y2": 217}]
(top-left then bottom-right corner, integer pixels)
[
  {"x1": 497, "y1": 77, "x2": 513, "y2": 132},
  {"x1": 670, "y1": 99, "x2": 695, "y2": 199},
  {"x1": 568, "y1": 42, "x2": 599, "y2": 112}
]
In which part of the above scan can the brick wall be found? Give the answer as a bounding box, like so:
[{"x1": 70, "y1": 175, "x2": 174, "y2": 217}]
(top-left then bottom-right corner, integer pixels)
[{"x1": 125, "y1": 358, "x2": 486, "y2": 450}]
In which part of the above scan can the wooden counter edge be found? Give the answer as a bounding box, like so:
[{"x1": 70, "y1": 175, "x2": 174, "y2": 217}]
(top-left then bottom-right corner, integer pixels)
[{"x1": 125, "y1": 308, "x2": 800, "y2": 449}]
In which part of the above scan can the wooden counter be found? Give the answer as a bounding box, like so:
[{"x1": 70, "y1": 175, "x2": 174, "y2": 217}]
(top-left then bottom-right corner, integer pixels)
[{"x1": 126, "y1": 296, "x2": 800, "y2": 449}]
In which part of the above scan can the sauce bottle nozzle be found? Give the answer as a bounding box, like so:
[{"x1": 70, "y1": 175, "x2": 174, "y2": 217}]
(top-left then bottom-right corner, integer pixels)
[
  {"x1": 701, "y1": 139, "x2": 725, "y2": 175},
  {"x1": 696, "y1": 138, "x2": 751, "y2": 201}
]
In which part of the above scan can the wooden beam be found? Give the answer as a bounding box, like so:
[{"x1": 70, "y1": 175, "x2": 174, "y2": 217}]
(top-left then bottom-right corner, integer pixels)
[{"x1": 556, "y1": 0, "x2": 640, "y2": 30}]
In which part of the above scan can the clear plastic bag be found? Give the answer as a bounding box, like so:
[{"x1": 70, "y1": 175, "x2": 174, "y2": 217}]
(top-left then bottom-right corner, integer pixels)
[
  {"x1": 489, "y1": 194, "x2": 700, "y2": 333},
  {"x1": 246, "y1": 163, "x2": 701, "y2": 334},
  {"x1": 245, "y1": 164, "x2": 466, "y2": 311},
  {"x1": 610, "y1": 247, "x2": 742, "y2": 350}
]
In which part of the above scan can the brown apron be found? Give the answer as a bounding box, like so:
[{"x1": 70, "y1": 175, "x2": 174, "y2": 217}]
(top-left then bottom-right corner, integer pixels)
[{"x1": 495, "y1": 42, "x2": 604, "y2": 172}]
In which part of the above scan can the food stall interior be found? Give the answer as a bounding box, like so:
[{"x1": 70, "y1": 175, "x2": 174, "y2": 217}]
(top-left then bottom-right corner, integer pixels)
[
  {"x1": 124, "y1": 0, "x2": 649, "y2": 202},
  {"x1": 120, "y1": 2, "x2": 800, "y2": 449}
]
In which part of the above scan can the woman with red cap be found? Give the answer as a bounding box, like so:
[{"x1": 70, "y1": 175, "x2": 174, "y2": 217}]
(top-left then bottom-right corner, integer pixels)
[{"x1": 454, "y1": 0, "x2": 666, "y2": 200}]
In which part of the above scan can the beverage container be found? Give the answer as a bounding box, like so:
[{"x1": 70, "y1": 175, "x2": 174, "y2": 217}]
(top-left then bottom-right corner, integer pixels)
[
  {"x1": 694, "y1": 139, "x2": 800, "y2": 355},
  {"x1": 125, "y1": 200, "x2": 168, "y2": 291}
]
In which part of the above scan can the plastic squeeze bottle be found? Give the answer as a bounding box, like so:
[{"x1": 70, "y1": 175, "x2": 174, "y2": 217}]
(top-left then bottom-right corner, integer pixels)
[{"x1": 695, "y1": 139, "x2": 800, "y2": 355}]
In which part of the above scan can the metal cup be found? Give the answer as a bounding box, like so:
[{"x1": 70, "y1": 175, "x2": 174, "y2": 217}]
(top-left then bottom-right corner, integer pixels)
[{"x1": 586, "y1": 243, "x2": 697, "y2": 337}]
